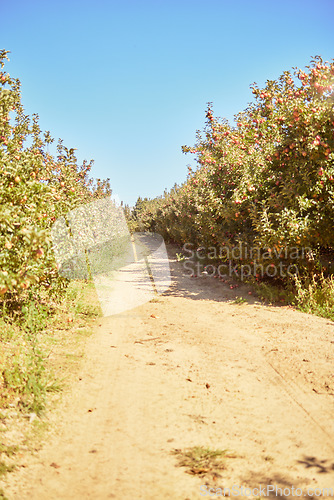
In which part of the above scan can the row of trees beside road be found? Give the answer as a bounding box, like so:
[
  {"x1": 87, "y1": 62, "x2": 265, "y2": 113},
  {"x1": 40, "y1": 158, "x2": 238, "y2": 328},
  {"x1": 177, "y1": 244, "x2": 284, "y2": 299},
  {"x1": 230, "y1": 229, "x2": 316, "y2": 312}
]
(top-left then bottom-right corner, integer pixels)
[{"x1": 129, "y1": 56, "x2": 334, "y2": 308}]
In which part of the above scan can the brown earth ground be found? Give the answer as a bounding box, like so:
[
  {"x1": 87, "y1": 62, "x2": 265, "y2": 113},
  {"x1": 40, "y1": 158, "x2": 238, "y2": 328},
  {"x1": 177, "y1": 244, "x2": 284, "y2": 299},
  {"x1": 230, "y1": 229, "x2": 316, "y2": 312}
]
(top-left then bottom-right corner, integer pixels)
[{"x1": 2, "y1": 244, "x2": 334, "y2": 499}]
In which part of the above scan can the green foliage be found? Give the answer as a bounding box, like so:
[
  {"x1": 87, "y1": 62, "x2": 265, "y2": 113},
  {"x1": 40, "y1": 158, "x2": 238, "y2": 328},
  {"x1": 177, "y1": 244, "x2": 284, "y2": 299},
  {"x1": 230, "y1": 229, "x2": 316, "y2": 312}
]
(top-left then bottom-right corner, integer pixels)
[
  {"x1": 72, "y1": 299, "x2": 101, "y2": 317},
  {"x1": 134, "y1": 56, "x2": 334, "y2": 250},
  {"x1": 1, "y1": 302, "x2": 62, "y2": 414},
  {"x1": 132, "y1": 56, "x2": 334, "y2": 317},
  {"x1": 0, "y1": 50, "x2": 112, "y2": 308},
  {"x1": 293, "y1": 273, "x2": 334, "y2": 320},
  {"x1": 172, "y1": 446, "x2": 232, "y2": 476},
  {"x1": 253, "y1": 280, "x2": 294, "y2": 305},
  {"x1": 233, "y1": 297, "x2": 247, "y2": 304},
  {"x1": 0, "y1": 279, "x2": 98, "y2": 422},
  {"x1": 0, "y1": 52, "x2": 112, "y2": 421}
]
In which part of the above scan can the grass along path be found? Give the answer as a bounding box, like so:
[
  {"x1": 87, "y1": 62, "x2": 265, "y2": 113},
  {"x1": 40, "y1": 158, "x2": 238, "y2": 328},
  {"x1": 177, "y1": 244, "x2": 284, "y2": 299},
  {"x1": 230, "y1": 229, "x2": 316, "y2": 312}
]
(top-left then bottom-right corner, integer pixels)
[{"x1": 0, "y1": 281, "x2": 101, "y2": 499}]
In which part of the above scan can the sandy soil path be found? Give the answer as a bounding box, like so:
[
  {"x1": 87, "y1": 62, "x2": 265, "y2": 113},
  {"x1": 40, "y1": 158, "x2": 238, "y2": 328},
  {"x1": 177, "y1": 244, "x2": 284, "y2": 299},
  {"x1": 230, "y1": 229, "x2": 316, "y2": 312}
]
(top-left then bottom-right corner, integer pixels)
[{"x1": 3, "y1": 245, "x2": 334, "y2": 499}]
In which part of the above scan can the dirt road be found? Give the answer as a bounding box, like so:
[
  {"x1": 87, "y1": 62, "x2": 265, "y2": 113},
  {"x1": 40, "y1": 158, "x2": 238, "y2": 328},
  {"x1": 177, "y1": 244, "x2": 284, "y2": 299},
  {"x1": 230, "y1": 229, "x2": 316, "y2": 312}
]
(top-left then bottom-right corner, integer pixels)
[{"x1": 3, "y1": 245, "x2": 334, "y2": 499}]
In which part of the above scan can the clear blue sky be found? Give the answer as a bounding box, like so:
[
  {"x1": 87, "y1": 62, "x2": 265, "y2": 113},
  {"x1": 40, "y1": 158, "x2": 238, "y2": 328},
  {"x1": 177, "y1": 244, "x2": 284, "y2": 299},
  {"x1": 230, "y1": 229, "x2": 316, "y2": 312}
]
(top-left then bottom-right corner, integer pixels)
[{"x1": 1, "y1": 0, "x2": 333, "y2": 206}]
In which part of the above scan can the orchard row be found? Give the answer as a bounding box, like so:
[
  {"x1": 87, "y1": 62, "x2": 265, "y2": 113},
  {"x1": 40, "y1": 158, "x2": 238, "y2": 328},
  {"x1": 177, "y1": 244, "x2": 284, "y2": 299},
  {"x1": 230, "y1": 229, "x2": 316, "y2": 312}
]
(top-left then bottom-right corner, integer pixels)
[
  {"x1": 131, "y1": 56, "x2": 334, "y2": 278},
  {"x1": 0, "y1": 50, "x2": 112, "y2": 304}
]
